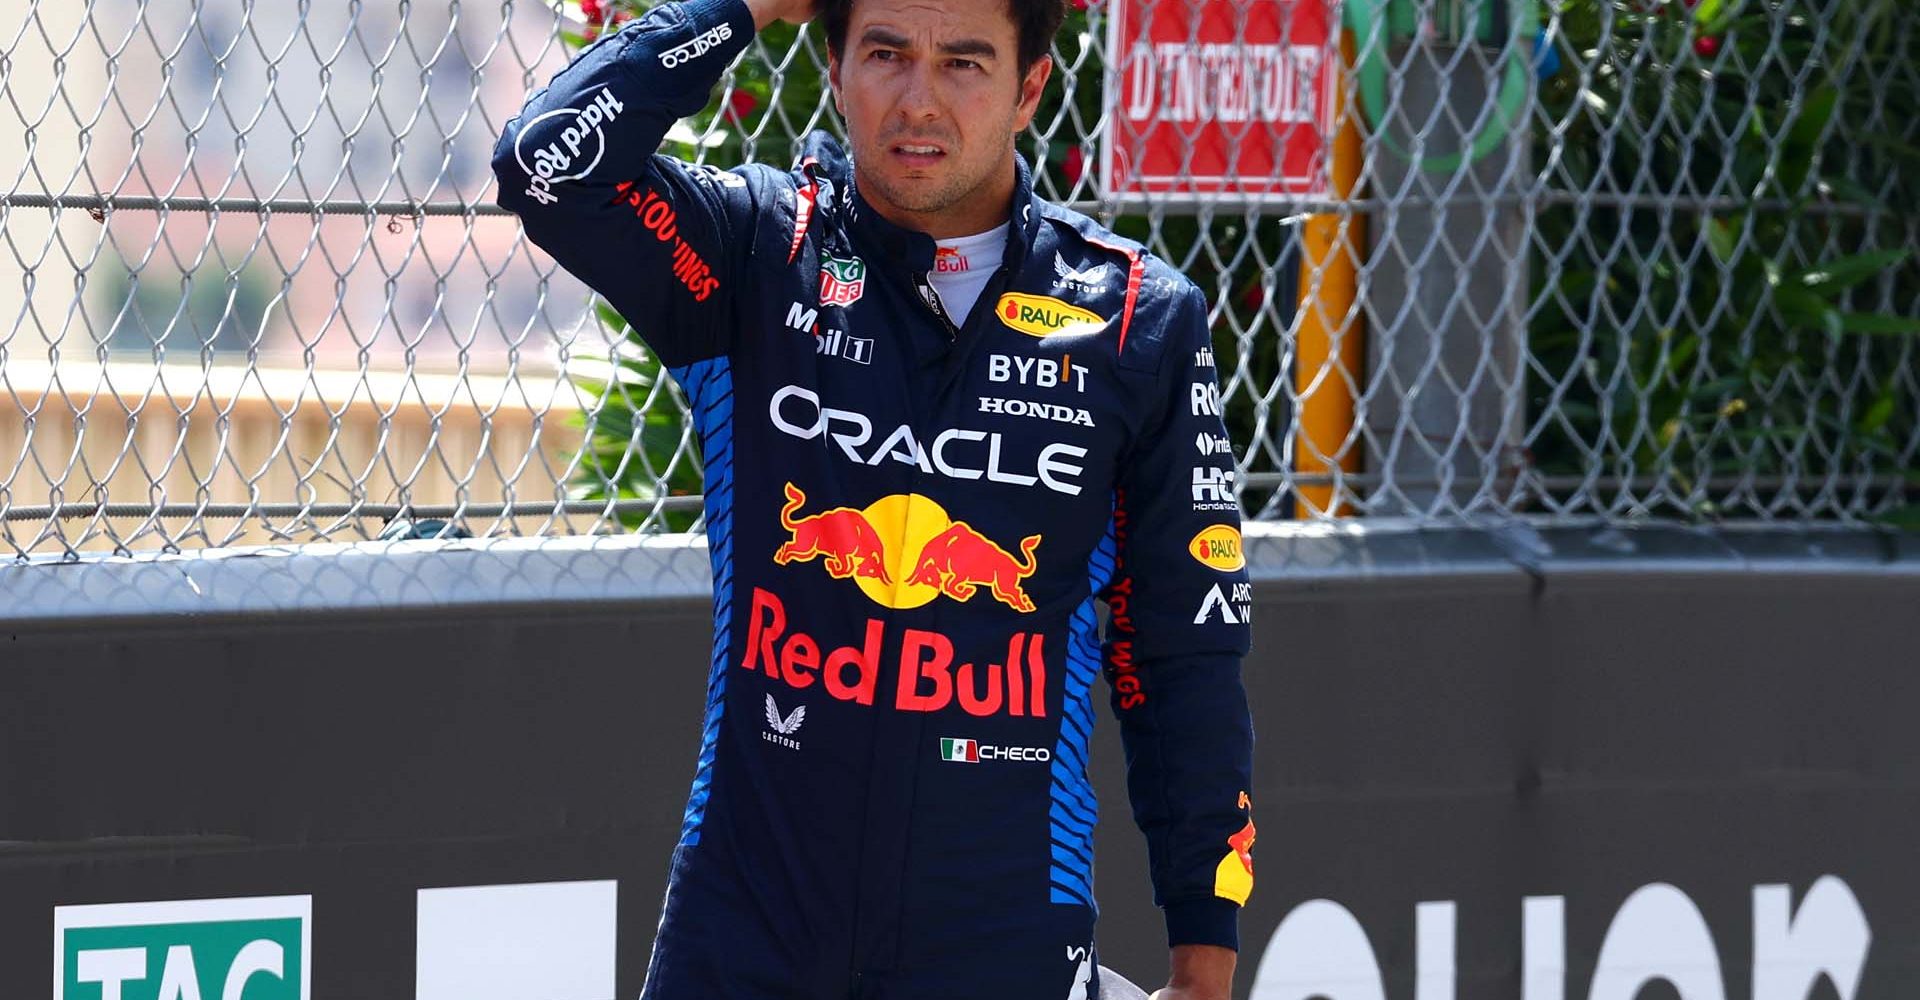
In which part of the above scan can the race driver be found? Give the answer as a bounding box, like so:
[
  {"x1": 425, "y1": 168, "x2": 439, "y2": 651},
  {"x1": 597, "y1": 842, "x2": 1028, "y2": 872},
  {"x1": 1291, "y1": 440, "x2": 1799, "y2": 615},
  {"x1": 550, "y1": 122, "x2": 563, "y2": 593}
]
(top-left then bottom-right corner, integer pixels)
[{"x1": 493, "y1": 0, "x2": 1255, "y2": 997}]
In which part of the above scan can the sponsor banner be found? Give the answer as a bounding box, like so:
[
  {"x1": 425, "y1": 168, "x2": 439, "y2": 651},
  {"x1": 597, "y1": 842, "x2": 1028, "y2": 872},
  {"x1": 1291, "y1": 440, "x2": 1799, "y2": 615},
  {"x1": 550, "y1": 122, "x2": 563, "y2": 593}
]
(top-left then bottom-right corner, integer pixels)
[
  {"x1": 1101, "y1": 0, "x2": 1339, "y2": 200},
  {"x1": 55, "y1": 896, "x2": 311, "y2": 1000},
  {"x1": 415, "y1": 881, "x2": 616, "y2": 1000},
  {"x1": 3, "y1": 528, "x2": 1918, "y2": 996}
]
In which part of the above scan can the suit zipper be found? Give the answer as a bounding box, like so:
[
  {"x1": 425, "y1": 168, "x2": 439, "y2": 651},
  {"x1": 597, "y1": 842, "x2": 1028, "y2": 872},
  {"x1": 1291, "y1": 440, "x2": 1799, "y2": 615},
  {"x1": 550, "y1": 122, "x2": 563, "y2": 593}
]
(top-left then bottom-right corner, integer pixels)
[{"x1": 913, "y1": 272, "x2": 958, "y2": 339}]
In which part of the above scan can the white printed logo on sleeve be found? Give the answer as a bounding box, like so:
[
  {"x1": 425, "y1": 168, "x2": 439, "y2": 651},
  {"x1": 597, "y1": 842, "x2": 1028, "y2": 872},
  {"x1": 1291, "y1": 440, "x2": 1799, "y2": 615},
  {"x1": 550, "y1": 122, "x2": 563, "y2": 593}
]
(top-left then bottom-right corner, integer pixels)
[
  {"x1": 1192, "y1": 466, "x2": 1237, "y2": 510},
  {"x1": 1053, "y1": 254, "x2": 1111, "y2": 292},
  {"x1": 514, "y1": 87, "x2": 625, "y2": 206},
  {"x1": 659, "y1": 23, "x2": 734, "y2": 68},
  {"x1": 1194, "y1": 582, "x2": 1252, "y2": 625}
]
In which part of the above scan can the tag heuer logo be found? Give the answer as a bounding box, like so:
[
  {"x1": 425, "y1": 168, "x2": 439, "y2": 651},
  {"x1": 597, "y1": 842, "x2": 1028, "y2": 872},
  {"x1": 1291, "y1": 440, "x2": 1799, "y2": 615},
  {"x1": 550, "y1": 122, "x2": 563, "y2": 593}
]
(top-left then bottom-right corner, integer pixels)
[
  {"x1": 819, "y1": 255, "x2": 867, "y2": 306},
  {"x1": 55, "y1": 895, "x2": 311, "y2": 1000}
]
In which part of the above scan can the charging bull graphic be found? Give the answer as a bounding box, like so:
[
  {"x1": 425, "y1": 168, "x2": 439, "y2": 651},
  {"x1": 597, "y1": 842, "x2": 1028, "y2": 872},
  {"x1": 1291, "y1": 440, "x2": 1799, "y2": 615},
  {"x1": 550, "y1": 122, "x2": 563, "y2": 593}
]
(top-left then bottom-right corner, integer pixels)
[
  {"x1": 774, "y1": 483, "x2": 892, "y2": 584},
  {"x1": 773, "y1": 483, "x2": 1040, "y2": 613},
  {"x1": 910, "y1": 522, "x2": 1042, "y2": 613}
]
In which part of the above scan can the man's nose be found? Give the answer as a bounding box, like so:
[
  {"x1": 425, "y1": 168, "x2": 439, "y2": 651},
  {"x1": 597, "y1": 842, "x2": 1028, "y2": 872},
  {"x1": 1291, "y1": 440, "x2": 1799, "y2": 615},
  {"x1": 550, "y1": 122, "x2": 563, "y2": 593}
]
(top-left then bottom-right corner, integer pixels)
[{"x1": 895, "y1": 63, "x2": 940, "y2": 122}]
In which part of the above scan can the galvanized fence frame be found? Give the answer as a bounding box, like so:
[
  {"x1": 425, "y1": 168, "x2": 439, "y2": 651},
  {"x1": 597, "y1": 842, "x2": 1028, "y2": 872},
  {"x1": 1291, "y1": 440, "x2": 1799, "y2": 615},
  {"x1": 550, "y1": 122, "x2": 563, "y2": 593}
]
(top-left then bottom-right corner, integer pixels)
[{"x1": 0, "y1": 0, "x2": 1914, "y2": 558}]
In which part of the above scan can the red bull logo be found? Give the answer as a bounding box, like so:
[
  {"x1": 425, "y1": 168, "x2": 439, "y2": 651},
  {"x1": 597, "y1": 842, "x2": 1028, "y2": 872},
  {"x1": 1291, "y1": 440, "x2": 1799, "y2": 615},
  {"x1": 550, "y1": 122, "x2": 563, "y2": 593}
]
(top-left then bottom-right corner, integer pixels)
[
  {"x1": 774, "y1": 483, "x2": 1041, "y2": 614},
  {"x1": 744, "y1": 587, "x2": 1048, "y2": 717},
  {"x1": 774, "y1": 483, "x2": 891, "y2": 584}
]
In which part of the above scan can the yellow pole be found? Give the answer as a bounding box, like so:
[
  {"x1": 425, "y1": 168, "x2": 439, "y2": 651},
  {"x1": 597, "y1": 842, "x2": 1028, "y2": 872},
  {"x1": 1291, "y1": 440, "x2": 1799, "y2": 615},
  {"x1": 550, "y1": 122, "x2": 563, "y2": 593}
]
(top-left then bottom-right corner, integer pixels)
[{"x1": 1292, "y1": 29, "x2": 1366, "y2": 518}]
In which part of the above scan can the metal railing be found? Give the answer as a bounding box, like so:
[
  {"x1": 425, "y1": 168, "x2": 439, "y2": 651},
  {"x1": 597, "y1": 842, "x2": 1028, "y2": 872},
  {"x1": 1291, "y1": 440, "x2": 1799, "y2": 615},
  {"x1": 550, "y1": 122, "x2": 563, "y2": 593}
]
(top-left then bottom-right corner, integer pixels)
[{"x1": 1, "y1": 0, "x2": 1914, "y2": 558}]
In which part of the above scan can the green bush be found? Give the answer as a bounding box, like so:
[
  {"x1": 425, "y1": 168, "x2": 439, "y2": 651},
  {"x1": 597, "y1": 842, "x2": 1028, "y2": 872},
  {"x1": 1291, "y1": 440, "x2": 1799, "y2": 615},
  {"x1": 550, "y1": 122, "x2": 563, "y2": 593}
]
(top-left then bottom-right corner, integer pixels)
[{"x1": 1528, "y1": 0, "x2": 1918, "y2": 520}]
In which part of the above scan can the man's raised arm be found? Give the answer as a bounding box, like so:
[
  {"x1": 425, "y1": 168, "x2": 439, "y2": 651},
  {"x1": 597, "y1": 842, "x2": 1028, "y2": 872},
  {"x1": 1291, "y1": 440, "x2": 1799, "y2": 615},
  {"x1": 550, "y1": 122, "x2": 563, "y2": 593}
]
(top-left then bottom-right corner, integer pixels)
[{"x1": 491, "y1": 0, "x2": 811, "y2": 366}]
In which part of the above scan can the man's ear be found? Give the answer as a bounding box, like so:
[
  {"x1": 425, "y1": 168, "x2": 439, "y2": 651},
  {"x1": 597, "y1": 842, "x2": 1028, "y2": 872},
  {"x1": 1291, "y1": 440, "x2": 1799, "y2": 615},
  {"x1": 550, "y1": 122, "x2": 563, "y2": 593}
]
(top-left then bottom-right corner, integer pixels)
[
  {"x1": 827, "y1": 50, "x2": 845, "y2": 115},
  {"x1": 1013, "y1": 54, "x2": 1053, "y2": 131}
]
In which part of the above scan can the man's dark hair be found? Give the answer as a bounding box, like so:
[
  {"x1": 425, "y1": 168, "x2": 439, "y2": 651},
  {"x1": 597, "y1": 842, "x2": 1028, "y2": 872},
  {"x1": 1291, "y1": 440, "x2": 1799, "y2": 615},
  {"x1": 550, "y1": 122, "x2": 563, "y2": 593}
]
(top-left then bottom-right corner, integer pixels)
[{"x1": 819, "y1": 0, "x2": 1070, "y2": 80}]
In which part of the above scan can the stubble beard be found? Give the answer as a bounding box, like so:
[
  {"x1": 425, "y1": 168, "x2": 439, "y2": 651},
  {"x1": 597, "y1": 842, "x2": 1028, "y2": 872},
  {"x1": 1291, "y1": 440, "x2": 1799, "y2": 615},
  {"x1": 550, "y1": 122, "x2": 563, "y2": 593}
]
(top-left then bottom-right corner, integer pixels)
[{"x1": 857, "y1": 127, "x2": 1015, "y2": 221}]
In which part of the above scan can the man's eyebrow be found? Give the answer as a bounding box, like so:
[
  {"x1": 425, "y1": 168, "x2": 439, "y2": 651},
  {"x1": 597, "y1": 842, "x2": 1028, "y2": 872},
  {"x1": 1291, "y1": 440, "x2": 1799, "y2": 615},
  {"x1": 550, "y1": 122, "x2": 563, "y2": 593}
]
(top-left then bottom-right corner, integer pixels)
[
  {"x1": 937, "y1": 38, "x2": 999, "y2": 60},
  {"x1": 858, "y1": 27, "x2": 912, "y2": 49},
  {"x1": 855, "y1": 28, "x2": 1000, "y2": 60}
]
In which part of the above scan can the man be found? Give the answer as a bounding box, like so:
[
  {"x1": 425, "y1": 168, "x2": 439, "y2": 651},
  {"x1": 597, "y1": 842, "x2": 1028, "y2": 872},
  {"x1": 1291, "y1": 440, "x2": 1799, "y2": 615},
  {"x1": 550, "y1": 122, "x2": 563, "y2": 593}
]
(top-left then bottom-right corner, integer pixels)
[{"x1": 492, "y1": 0, "x2": 1255, "y2": 996}]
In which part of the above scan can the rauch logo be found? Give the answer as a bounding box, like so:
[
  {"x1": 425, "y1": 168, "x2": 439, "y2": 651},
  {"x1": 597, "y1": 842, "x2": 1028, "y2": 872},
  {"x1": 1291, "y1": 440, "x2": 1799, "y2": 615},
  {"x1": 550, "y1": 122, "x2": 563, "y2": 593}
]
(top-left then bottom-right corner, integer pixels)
[
  {"x1": 996, "y1": 293, "x2": 1105, "y2": 338},
  {"x1": 55, "y1": 895, "x2": 310, "y2": 1000}
]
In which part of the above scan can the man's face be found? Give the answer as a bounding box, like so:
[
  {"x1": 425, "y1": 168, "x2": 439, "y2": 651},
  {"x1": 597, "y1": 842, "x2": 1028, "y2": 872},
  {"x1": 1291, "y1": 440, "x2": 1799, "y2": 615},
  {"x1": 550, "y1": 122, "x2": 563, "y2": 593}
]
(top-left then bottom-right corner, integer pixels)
[{"x1": 829, "y1": 0, "x2": 1051, "y2": 238}]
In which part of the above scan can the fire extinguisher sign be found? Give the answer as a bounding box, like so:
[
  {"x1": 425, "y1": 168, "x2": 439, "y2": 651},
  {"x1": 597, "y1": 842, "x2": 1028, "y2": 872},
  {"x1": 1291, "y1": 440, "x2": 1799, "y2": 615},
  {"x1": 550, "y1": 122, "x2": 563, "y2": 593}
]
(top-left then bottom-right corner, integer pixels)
[{"x1": 1100, "y1": 0, "x2": 1341, "y2": 201}]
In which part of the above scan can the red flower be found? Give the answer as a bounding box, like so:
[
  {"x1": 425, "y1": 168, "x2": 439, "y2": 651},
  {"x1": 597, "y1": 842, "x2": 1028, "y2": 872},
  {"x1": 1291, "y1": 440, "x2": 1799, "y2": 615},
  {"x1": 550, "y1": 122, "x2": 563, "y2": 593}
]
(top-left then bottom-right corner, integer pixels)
[
  {"x1": 1241, "y1": 281, "x2": 1266, "y2": 313},
  {"x1": 1694, "y1": 34, "x2": 1721, "y2": 57},
  {"x1": 726, "y1": 89, "x2": 761, "y2": 124},
  {"x1": 580, "y1": 0, "x2": 604, "y2": 24},
  {"x1": 1062, "y1": 145, "x2": 1085, "y2": 185}
]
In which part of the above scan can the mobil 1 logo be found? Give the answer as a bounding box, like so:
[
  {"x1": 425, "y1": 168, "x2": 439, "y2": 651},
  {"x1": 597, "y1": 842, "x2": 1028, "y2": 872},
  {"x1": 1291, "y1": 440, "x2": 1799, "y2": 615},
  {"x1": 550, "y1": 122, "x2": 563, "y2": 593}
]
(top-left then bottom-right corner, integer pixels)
[{"x1": 55, "y1": 895, "x2": 310, "y2": 1000}]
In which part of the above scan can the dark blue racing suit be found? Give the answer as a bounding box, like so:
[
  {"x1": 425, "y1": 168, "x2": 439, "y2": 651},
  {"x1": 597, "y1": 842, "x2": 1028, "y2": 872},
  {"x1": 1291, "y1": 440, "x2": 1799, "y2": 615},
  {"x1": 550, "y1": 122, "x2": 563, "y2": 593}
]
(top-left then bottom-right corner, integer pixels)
[{"x1": 493, "y1": 2, "x2": 1256, "y2": 996}]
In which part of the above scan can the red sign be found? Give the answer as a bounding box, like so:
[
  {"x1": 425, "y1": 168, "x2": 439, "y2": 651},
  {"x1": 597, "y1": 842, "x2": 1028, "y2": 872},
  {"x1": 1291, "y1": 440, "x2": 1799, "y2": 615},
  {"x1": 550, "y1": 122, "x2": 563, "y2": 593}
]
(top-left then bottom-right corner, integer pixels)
[{"x1": 1100, "y1": 0, "x2": 1339, "y2": 200}]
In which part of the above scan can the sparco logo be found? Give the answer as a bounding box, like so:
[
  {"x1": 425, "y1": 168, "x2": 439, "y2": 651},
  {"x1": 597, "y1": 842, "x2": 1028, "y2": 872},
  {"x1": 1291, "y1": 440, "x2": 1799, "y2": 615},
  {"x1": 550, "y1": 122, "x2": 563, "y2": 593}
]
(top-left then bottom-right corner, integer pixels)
[
  {"x1": 659, "y1": 23, "x2": 733, "y2": 68},
  {"x1": 514, "y1": 88, "x2": 624, "y2": 206},
  {"x1": 1249, "y1": 876, "x2": 1869, "y2": 1000}
]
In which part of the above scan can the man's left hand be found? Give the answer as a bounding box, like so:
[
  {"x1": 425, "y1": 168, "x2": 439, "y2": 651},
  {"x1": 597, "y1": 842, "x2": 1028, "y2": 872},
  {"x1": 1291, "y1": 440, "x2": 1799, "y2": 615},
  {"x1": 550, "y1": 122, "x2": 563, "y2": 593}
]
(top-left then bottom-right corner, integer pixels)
[{"x1": 1149, "y1": 943, "x2": 1235, "y2": 1000}]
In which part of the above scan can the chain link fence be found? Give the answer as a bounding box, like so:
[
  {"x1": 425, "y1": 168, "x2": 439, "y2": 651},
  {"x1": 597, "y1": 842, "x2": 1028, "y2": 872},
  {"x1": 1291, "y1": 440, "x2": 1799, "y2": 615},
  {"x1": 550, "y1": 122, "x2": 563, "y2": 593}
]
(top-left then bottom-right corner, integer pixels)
[{"x1": 2, "y1": 0, "x2": 1914, "y2": 558}]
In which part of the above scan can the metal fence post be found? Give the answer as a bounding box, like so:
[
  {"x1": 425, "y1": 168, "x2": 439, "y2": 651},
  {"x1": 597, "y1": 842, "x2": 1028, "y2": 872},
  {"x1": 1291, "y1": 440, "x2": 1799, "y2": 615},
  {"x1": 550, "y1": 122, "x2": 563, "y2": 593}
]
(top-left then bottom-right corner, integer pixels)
[{"x1": 1361, "y1": 4, "x2": 1533, "y2": 515}]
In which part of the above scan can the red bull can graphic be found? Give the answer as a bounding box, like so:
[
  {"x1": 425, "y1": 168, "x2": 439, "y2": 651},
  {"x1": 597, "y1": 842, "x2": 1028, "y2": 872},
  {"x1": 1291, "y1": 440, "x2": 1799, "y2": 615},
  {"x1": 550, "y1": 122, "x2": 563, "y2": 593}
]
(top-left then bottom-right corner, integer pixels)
[{"x1": 772, "y1": 483, "x2": 1040, "y2": 614}]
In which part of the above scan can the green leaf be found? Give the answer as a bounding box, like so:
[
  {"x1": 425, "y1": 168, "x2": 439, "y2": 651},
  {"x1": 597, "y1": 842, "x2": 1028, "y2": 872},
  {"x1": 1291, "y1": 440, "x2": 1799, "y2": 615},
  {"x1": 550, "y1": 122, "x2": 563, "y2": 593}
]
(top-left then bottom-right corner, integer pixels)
[
  {"x1": 1787, "y1": 87, "x2": 1841, "y2": 152},
  {"x1": 1789, "y1": 249, "x2": 1910, "y2": 297},
  {"x1": 1693, "y1": 0, "x2": 1730, "y2": 33},
  {"x1": 1705, "y1": 216, "x2": 1739, "y2": 265},
  {"x1": 1820, "y1": 175, "x2": 1881, "y2": 207},
  {"x1": 1859, "y1": 391, "x2": 1896, "y2": 435},
  {"x1": 1773, "y1": 284, "x2": 1840, "y2": 334},
  {"x1": 1875, "y1": 506, "x2": 1920, "y2": 530},
  {"x1": 595, "y1": 301, "x2": 631, "y2": 332},
  {"x1": 1837, "y1": 313, "x2": 1920, "y2": 336},
  {"x1": 1770, "y1": 87, "x2": 1839, "y2": 196}
]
